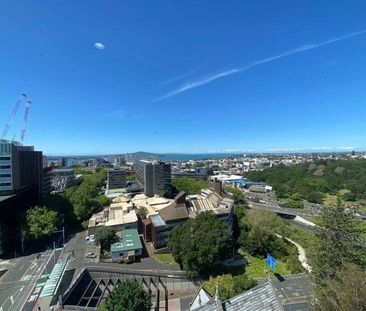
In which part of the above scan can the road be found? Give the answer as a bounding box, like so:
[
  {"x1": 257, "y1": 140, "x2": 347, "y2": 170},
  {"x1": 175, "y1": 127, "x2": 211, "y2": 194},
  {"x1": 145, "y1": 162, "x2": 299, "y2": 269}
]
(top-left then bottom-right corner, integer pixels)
[
  {"x1": 249, "y1": 201, "x2": 311, "y2": 217},
  {"x1": 0, "y1": 249, "x2": 60, "y2": 311}
]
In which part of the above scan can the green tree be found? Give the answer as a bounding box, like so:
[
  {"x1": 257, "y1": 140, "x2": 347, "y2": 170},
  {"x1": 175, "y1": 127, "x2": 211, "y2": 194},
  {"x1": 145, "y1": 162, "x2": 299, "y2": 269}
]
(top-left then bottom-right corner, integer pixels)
[
  {"x1": 94, "y1": 226, "x2": 117, "y2": 251},
  {"x1": 224, "y1": 186, "x2": 245, "y2": 204},
  {"x1": 97, "y1": 195, "x2": 111, "y2": 208},
  {"x1": 26, "y1": 206, "x2": 58, "y2": 240},
  {"x1": 311, "y1": 200, "x2": 365, "y2": 282},
  {"x1": 171, "y1": 178, "x2": 210, "y2": 195},
  {"x1": 168, "y1": 212, "x2": 231, "y2": 277},
  {"x1": 282, "y1": 199, "x2": 304, "y2": 209},
  {"x1": 314, "y1": 264, "x2": 366, "y2": 311},
  {"x1": 136, "y1": 206, "x2": 148, "y2": 219},
  {"x1": 305, "y1": 191, "x2": 323, "y2": 204},
  {"x1": 342, "y1": 191, "x2": 357, "y2": 202},
  {"x1": 98, "y1": 279, "x2": 150, "y2": 311},
  {"x1": 203, "y1": 274, "x2": 256, "y2": 301}
]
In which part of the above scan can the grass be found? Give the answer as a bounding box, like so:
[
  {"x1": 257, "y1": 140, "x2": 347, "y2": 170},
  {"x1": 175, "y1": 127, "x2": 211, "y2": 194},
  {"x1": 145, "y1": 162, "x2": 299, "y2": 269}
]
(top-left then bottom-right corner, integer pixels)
[
  {"x1": 153, "y1": 253, "x2": 176, "y2": 265},
  {"x1": 232, "y1": 249, "x2": 291, "y2": 279},
  {"x1": 244, "y1": 255, "x2": 290, "y2": 279}
]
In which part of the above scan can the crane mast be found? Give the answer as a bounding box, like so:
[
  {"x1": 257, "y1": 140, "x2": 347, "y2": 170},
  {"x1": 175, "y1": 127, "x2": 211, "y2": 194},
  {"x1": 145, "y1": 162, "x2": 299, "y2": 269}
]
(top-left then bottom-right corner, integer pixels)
[
  {"x1": 1, "y1": 94, "x2": 27, "y2": 139},
  {"x1": 20, "y1": 101, "x2": 31, "y2": 145}
]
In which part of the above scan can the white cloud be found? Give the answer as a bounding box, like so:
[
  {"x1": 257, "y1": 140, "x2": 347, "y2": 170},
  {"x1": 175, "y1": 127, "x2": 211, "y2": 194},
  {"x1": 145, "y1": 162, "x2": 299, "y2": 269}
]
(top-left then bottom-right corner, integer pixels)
[
  {"x1": 154, "y1": 29, "x2": 366, "y2": 101},
  {"x1": 94, "y1": 42, "x2": 105, "y2": 50}
]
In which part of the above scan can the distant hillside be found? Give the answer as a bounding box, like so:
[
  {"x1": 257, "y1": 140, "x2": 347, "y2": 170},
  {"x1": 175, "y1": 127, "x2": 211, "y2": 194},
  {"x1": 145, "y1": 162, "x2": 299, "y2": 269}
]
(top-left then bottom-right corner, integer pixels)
[{"x1": 245, "y1": 159, "x2": 366, "y2": 203}]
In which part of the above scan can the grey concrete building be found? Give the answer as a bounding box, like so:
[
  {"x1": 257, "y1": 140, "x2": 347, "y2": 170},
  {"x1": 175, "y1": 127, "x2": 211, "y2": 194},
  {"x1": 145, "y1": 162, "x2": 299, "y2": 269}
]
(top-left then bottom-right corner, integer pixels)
[
  {"x1": 135, "y1": 160, "x2": 171, "y2": 197},
  {"x1": 0, "y1": 140, "x2": 43, "y2": 198},
  {"x1": 107, "y1": 168, "x2": 127, "y2": 190}
]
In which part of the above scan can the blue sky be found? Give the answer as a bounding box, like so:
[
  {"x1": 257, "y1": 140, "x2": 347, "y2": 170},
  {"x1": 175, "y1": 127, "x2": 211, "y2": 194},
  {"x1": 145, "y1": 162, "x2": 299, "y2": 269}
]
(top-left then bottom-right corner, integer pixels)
[{"x1": 1, "y1": 1, "x2": 366, "y2": 155}]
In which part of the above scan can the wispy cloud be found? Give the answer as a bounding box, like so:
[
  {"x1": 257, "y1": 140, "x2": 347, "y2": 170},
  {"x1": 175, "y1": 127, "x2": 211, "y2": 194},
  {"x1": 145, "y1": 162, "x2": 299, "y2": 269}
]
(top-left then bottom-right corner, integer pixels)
[
  {"x1": 154, "y1": 68, "x2": 241, "y2": 101},
  {"x1": 161, "y1": 65, "x2": 205, "y2": 85},
  {"x1": 154, "y1": 29, "x2": 366, "y2": 101}
]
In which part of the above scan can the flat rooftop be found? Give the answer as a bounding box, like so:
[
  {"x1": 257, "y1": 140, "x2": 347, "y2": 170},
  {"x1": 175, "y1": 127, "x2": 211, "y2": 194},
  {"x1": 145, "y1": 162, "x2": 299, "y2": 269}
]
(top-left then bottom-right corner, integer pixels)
[{"x1": 111, "y1": 229, "x2": 142, "y2": 253}]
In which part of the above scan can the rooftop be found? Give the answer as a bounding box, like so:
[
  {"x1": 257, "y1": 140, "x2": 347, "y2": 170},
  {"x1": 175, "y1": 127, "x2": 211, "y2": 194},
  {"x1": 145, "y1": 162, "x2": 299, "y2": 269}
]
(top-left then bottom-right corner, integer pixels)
[
  {"x1": 111, "y1": 229, "x2": 142, "y2": 253},
  {"x1": 188, "y1": 189, "x2": 234, "y2": 217},
  {"x1": 88, "y1": 202, "x2": 138, "y2": 228}
]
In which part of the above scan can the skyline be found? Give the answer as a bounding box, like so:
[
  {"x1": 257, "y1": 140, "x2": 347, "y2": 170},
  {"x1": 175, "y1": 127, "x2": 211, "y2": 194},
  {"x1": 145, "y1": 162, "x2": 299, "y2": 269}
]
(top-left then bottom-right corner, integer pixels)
[{"x1": 1, "y1": 1, "x2": 366, "y2": 154}]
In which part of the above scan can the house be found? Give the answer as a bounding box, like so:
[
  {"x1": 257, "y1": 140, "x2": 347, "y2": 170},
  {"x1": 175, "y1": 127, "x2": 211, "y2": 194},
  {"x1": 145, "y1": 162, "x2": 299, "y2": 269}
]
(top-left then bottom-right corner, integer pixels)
[{"x1": 111, "y1": 229, "x2": 143, "y2": 262}]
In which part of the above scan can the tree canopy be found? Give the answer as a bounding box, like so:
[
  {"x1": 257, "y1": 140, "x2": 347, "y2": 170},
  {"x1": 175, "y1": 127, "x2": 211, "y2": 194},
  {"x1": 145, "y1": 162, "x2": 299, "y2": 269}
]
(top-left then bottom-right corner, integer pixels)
[
  {"x1": 26, "y1": 206, "x2": 58, "y2": 240},
  {"x1": 224, "y1": 186, "x2": 245, "y2": 204},
  {"x1": 203, "y1": 274, "x2": 256, "y2": 301},
  {"x1": 98, "y1": 279, "x2": 151, "y2": 311},
  {"x1": 168, "y1": 211, "x2": 231, "y2": 277},
  {"x1": 310, "y1": 200, "x2": 366, "y2": 310},
  {"x1": 245, "y1": 159, "x2": 366, "y2": 202},
  {"x1": 311, "y1": 200, "x2": 366, "y2": 281},
  {"x1": 94, "y1": 226, "x2": 117, "y2": 251},
  {"x1": 171, "y1": 178, "x2": 210, "y2": 195}
]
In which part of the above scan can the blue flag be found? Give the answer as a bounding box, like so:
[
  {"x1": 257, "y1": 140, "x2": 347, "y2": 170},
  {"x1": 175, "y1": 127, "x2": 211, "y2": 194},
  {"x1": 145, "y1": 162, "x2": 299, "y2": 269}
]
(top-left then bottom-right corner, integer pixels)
[{"x1": 266, "y1": 254, "x2": 277, "y2": 272}]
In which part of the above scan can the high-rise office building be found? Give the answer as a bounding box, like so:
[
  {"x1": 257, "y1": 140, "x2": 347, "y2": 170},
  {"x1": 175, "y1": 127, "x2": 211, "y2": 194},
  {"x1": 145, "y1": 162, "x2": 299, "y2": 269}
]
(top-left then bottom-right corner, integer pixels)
[
  {"x1": 107, "y1": 168, "x2": 127, "y2": 190},
  {"x1": 114, "y1": 157, "x2": 126, "y2": 167},
  {"x1": 0, "y1": 140, "x2": 43, "y2": 198},
  {"x1": 60, "y1": 156, "x2": 68, "y2": 167},
  {"x1": 0, "y1": 139, "x2": 43, "y2": 254},
  {"x1": 136, "y1": 160, "x2": 171, "y2": 197}
]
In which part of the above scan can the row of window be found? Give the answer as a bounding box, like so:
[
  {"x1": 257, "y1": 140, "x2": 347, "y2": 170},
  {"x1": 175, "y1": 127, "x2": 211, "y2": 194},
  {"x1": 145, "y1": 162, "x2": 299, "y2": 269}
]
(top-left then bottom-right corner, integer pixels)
[
  {"x1": 0, "y1": 165, "x2": 11, "y2": 169},
  {"x1": 0, "y1": 174, "x2": 11, "y2": 178},
  {"x1": 0, "y1": 157, "x2": 11, "y2": 160},
  {"x1": 0, "y1": 182, "x2": 11, "y2": 186}
]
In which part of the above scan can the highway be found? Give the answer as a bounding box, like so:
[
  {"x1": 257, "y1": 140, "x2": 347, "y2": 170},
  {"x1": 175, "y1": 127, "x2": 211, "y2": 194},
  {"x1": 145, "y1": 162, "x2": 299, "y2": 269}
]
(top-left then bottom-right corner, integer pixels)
[
  {"x1": 0, "y1": 249, "x2": 60, "y2": 311},
  {"x1": 248, "y1": 201, "x2": 312, "y2": 217}
]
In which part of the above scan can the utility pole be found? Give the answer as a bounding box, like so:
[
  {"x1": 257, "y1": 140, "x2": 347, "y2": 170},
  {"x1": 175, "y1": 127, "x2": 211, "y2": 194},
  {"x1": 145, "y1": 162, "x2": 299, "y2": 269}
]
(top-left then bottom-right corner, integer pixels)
[
  {"x1": 62, "y1": 226, "x2": 65, "y2": 246},
  {"x1": 53, "y1": 241, "x2": 56, "y2": 266}
]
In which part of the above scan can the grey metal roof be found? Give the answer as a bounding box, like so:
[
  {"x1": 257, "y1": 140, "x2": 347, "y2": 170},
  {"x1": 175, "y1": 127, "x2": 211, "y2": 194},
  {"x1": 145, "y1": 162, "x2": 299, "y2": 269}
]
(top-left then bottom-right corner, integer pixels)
[
  {"x1": 223, "y1": 282, "x2": 282, "y2": 311},
  {"x1": 192, "y1": 282, "x2": 282, "y2": 311}
]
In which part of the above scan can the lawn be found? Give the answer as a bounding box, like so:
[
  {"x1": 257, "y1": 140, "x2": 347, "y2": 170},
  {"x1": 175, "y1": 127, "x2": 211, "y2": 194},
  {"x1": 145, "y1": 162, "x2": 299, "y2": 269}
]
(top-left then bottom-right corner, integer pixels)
[
  {"x1": 227, "y1": 250, "x2": 291, "y2": 279},
  {"x1": 244, "y1": 254, "x2": 290, "y2": 279},
  {"x1": 153, "y1": 253, "x2": 176, "y2": 265}
]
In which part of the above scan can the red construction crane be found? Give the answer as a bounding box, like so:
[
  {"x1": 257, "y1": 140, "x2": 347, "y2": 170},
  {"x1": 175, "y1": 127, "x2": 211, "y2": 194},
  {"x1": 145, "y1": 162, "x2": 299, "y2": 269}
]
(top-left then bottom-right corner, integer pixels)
[
  {"x1": 20, "y1": 101, "x2": 31, "y2": 145},
  {"x1": 1, "y1": 94, "x2": 27, "y2": 139}
]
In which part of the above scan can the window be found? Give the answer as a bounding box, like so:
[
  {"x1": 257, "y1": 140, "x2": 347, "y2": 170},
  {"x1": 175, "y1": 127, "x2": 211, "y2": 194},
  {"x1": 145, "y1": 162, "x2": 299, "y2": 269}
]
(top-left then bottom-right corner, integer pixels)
[
  {"x1": 0, "y1": 157, "x2": 10, "y2": 161},
  {"x1": 0, "y1": 182, "x2": 11, "y2": 186},
  {"x1": 0, "y1": 165, "x2": 11, "y2": 169},
  {"x1": 0, "y1": 174, "x2": 11, "y2": 178}
]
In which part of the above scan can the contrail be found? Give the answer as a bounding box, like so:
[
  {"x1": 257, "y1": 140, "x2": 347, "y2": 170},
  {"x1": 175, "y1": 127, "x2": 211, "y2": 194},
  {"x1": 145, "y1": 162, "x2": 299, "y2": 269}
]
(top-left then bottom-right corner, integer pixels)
[
  {"x1": 154, "y1": 68, "x2": 241, "y2": 101},
  {"x1": 160, "y1": 65, "x2": 205, "y2": 85},
  {"x1": 154, "y1": 29, "x2": 366, "y2": 101}
]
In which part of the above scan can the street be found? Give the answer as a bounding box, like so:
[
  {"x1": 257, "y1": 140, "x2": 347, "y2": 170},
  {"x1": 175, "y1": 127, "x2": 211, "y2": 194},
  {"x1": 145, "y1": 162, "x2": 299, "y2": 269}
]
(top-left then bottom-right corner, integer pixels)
[{"x1": 0, "y1": 249, "x2": 60, "y2": 311}]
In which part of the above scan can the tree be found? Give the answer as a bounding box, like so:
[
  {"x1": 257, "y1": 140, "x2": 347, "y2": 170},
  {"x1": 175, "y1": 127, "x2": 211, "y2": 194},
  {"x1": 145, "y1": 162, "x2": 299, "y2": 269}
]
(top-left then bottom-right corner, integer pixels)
[
  {"x1": 98, "y1": 279, "x2": 151, "y2": 311},
  {"x1": 314, "y1": 264, "x2": 366, "y2": 311},
  {"x1": 168, "y1": 212, "x2": 231, "y2": 277},
  {"x1": 26, "y1": 206, "x2": 58, "y2": 240},
  {"x1": 203, "y1": 274, "x2": 256, "y2": 301},
  {"x1": 94, "y1": 226, "x2": 117, "y2": 251},
  {"x1": 171, "y1": 178, "x2": 210, "y2": 195},
  {"x1": 97, "y1": 195, "x2": 111, "y2": 208},
  {"x1": 136, "y1": 206, "x2": 148, "y2": 219},
  {"x1": 224, "y1": 186, "x2": 245, "y2": 204},
  {"x1": 305, "y1": 191, "x2": 323, "y2": 204},
  {"x1": 282, "y1": 199, "x2": 304, "y2": 209},
  {"x1": 311, "y1": 200, "x2": 365, "y2": 282}
]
